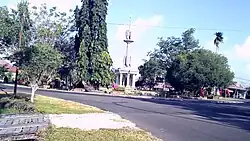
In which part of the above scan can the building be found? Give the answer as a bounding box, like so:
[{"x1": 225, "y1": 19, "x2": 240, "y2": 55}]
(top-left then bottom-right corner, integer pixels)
[
  {"x1": 227, "y1": 82, "x2": 247, "y2": 99},
  {"x1": 0, "y1": 60, "x2": 17, "y2": 81}
]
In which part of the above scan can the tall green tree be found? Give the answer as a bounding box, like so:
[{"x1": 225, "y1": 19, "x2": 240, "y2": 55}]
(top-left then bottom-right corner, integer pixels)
[
  {"x1": 75, "y1": 0, "x2": 113, "y2": 87},
  {"x1": 214, "y1": 32, "x2": 224, "y2": 52}
]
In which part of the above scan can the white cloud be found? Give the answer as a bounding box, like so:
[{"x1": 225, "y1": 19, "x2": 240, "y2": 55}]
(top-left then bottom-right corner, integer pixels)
[
  {"x1": 115, "y1": 15, "x2": 163, "y2": 41},
  {"x1": 235, "y1": 36, "x2": 250, "y2": 59},
  {"x1": 9, "y1": 0, "x2": 113, "y2": 12},
  {"x1": 28, "y1": 0, "x2": 80, "y2": 12},
  {"x1": 204, "y1": 40, "x2": 216, "y2": 52},
  {"x1": 8, "y1": 0, "x2": 80, "y2": 12}
]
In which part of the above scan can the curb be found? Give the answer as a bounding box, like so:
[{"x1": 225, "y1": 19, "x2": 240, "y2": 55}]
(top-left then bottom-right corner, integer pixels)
[
  {"x1": 211, "y1": 101, "x2": 244, "y2": 104},
  {"x1": 151, "y1": 97, "x2": 245, "y2": 104}
]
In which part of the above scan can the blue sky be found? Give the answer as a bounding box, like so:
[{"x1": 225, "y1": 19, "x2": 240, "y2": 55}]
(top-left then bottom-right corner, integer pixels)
[{"x1": 1, "y1": 0, "x2": 250, "y2": 84}]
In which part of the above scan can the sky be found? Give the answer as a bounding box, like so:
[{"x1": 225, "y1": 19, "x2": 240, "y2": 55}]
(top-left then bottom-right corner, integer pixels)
[{"x1": 1, "y1": 0, "x2": 250, "y2": 85}]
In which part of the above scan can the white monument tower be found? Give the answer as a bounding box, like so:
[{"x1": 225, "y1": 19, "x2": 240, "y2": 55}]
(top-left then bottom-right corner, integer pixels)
[{"x1": 114, "y1": 17, "x2": 138, "y2": 89}]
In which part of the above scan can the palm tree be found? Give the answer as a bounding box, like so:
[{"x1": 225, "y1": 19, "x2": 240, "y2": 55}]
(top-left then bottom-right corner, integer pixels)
[{"x1": 214, "y1": 32, "x2": 224, "y2": 53}]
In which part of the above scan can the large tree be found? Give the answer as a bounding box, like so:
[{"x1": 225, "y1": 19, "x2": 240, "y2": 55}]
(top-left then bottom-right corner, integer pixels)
[
  {"x1": 149, "y1": 28, "x2": 200, "y2": 70},
  {"x1": 75, "y1": 0, "x2": 113, "y2": 87},
  {"x1": 142, "y1": 28, "x2": 200, "y2": 86},
  {"x1": 167, "y1": 49, "x2": 234, "y2": 94}
]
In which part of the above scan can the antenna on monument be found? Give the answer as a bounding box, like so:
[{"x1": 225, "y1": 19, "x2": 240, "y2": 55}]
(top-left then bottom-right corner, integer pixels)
[{"x1": 129, "y1": 16, "x2": 131, "y2": 30}]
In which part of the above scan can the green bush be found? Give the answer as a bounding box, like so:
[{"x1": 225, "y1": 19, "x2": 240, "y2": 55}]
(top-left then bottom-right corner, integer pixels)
[
  {"x1": 0, "y1": 96, "x2": 36, "y2": 113},
  {"x1": 5, "y1": 100, "x2": 36, "y2": 112},
  {"x1": 0, "y1": 97, "x2": 11, "y2": 108}
]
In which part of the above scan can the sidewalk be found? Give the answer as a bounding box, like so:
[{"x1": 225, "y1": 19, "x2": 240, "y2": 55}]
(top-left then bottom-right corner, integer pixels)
[{"x1": 2, "y1": 84, "x2": 153, "y2": 99}]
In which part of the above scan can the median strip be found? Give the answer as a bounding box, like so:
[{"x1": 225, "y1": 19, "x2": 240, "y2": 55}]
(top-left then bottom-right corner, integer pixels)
[{"x1": 0, "y1": 93, "x2": 161, "y2": 141}]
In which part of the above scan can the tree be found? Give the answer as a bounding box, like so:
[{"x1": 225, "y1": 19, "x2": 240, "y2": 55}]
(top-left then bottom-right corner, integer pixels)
[
  {"x1": 19, "y1": 43, "x2": 62, "y2": 102},
  {"x1": 141, "y1": 28, "x2": 200, "y2": 88},
  {"x1": 30, "y1": 4, "x2": 73, "y2": 84},
  {"x1": 9, "y1": 3, "x2": 65, "y2": 102},
  {"x1": 167, "y1": 49, "x2": 234, "y2": 95},
  {"x1": 149, "y1": 28, "x2": 200, "y2": 70},
  {"x1": 0, "y1": 6, "x2": 18, "y2": 54},
  {"x1": 75, "y1": 0, "x2": 113, "y2": 87},
  {"x1": 0, "y1": 66, "x2": 7, "y2": 79},
  {"x1": 138, "y1": 58, "x2": 164, "y2": 89},
  {"x1": 1, "y1": 1, "x2": 32, "y2": 96},
  {"x1": 214, "y1": 32, "x2": 224, "y2": 52}
]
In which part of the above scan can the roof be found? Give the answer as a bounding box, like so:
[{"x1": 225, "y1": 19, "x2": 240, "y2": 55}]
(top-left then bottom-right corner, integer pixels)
[
  {"x1": 0, "y1": 60, "x2": 17, "y2": 73},
  {"x1": 228, "y1": 82, "x2": 246, "y2": 91},
  {"x1": 0, "y1": 60, "x2": 9, "y2": 66}
]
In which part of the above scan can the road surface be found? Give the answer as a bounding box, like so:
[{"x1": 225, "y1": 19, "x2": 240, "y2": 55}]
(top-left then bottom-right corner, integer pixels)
[{"x1": 1, "y1": 84, "x2": 250, "y2": 141}]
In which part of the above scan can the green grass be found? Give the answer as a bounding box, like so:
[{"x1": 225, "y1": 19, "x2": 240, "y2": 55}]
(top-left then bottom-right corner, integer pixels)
[
  {"x1": 0, "y1": 108, "x2": 22, "y2": 114},
  {"x1": 39, "y1": 127, "x2": 161, "y2": 141},
  {"x1": 35, "y1": 95, "x2": 104, "y2": 114}
]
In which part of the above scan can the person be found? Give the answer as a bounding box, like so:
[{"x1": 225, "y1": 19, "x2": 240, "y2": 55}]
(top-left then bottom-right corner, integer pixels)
[{"x1": 4, "y1": 76, "x2": 8, "y2": 83}]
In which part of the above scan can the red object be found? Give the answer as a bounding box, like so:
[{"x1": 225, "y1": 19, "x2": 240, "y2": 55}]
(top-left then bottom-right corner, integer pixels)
[
  {"x1": 200, "y1": 88, "x2": 204, "y2": 97},
  {"x1": 112, "y1": 83, "x2": 118, "y2": 89}
]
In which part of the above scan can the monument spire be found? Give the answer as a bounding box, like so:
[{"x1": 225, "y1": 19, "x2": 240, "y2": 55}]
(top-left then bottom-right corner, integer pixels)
[{"x1": 124, "y1": 16, "x2": 134, "y2": 67}]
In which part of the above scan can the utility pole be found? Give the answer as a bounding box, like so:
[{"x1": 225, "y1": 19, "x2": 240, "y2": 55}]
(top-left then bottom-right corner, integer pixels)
[{"x1": 14, "y1": 11, "x2": 23, "y2": 96}]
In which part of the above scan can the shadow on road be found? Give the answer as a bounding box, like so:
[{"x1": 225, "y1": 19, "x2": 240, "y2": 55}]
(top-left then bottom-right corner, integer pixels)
[
  {"x1": 117, "y1": 97, "x2": 250, "y2": 132},
  {"x1": 64, "y1": 92, "x2": 250, "y2": 132}
]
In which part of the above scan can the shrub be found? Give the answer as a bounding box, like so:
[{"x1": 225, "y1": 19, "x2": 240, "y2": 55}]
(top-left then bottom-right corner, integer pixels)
[
  {"x1": 0, "y1": 97, "x2": 11, "y2": 108},
  {"x1": 0, "y1": 96, "x2": 36, "y2": 113},
  {"x1": 4, "y1": 99, "x2": 36, "y2": 113},
  {"x1": 114, "y1": 86, "x2": 125, "y2": 92}
]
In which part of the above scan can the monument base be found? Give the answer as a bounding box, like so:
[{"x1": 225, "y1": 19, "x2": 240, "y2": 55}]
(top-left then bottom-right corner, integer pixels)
[{"x1": 114, "y1": 67, "x2": 138, "y2": 89}]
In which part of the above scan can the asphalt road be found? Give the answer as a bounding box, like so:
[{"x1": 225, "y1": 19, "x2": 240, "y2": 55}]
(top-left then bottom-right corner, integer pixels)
[{"x1": 1, "y1": 84, "x2": 250, "y2": 141}]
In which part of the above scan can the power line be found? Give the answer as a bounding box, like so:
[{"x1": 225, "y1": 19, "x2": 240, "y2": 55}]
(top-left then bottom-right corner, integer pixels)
[
  {"x1": 107, "y1": 22, "x2": 243, "y2": 32},
  {"x1": 235, "y1": 77, "x2": 250, "y2": 82}
]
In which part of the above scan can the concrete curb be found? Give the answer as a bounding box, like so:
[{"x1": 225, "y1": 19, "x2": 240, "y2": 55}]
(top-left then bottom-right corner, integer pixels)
[{"x1": 152, "y1": 97, "x2": 245, "y2": 104}]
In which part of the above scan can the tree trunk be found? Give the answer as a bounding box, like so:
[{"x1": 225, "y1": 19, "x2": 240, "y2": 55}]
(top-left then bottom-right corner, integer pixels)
[
  {"x1": 13, "y1": 68, "x2": 19, "y2": 97},
  {"x1": 30, "y1": 83, "x2": 39, "y2": 103}
]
